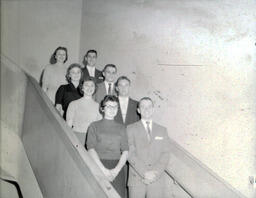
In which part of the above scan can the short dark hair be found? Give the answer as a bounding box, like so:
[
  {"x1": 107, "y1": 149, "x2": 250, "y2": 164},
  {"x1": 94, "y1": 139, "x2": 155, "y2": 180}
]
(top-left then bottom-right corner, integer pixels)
[
  {"x1": 50, "y1": 46, "x2": 68, "y2": 64},
  {"x1": 103, "y1": 64, "x2": 117, "y2": 73},
  {"x1": 83, "y1": 50, "x2": 97, "y2": 67},
  {"x1": 78, "y1": 77, "x2": 97, "y2": 96},
  {"x1": 100, "y1": 95, "x2": 118, "y2": 112},
  {"x1": 138, "y1": 97, "x2": 154, "y2": 108},
  {"x1": 86, "y1": 49, "x2": 97, "y2": 57},
  {"x1": 116, "y1": 76, "x2": 131, "y2": 87},
  {"x1": 65, "y1": 63, "x2": 83, "y2": 83}
]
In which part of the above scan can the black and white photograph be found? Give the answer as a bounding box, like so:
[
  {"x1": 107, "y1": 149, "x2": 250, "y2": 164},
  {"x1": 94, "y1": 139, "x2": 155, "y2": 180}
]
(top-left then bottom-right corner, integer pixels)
[{"x1": 1, "y1": 0, "x2": 255, "y2": 197}]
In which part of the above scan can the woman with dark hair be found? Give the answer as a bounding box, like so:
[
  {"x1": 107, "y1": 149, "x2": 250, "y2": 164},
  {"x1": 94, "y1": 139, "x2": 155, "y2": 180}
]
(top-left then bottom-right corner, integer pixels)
[
  {"x1": 86, "y1": 95, "x2": 128, "y2": 198},
  {"x1": 66, "y1": 78, "x2": 101, "y2": 145},
  {"x1": 55, "y1": 63, "x2": 83, "y2": 120},
  {"x1": 42, "y1": 46, "x2": 68, "y2": 103}
]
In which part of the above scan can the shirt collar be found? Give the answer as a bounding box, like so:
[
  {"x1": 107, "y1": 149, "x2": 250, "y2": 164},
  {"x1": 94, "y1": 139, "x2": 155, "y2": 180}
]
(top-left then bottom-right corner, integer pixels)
[
  {"x1": 104, "y1": 81, "x2": 114, "y2": 86},
  {"x1": 141, "y1": 119, "x2": 152, "y2": 129},
  {"x1": 86, "y1": 65, "x2": 95, "y2": 70},
  {"x1": 118, "y1": 96, "x2": 129, "y2": 102}
]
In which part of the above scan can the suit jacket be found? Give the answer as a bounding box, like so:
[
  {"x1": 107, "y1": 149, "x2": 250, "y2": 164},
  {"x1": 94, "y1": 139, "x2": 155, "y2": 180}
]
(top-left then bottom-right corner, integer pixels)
[
  {"x1": 114, "y1": 98, "x2": 140, "y2": 127},
  {"x1": 94, "y1": 82, "x2": 117, "y2": 103},
  {"x1": 82, "y1": 67, "x2": 104, "y2": 84},
  {"x1": 127, "y1": 121, "x2": 170, "y2": 186}
]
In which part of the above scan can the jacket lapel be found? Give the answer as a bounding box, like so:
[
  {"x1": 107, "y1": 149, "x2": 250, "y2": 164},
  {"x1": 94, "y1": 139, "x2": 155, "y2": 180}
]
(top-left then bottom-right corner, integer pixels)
[{"x1": 138, "y1": 121, "x2": 151, "y2": 144}]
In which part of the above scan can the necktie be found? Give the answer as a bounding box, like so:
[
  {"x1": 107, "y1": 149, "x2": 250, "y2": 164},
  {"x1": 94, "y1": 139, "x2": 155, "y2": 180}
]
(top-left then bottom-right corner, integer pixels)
[
  {"x1": 146, "y1": 121, "x2": 151, "y2": 141},
  {"x1": 108, "y1": 83, "x2": 112, "y2": 95}
]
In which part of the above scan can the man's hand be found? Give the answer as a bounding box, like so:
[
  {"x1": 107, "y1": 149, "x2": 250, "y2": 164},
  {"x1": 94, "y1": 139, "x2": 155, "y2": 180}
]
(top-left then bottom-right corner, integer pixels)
[
  {"x1": 143, "y1": 170, "x2": 158, "y2": 185},
  {"x1": 110, "y1": 168, "x2": 120, "y2": 181}
]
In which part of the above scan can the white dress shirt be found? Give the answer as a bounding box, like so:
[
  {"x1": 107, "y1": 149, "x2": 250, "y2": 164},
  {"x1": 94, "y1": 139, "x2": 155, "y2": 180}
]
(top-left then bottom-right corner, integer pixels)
[
  {"x1": 86, "y1": 66, "x2": 95, "y2": 77},
  {"x1": 104, "y1": 81, "x2": 114, "y2": 94},
  {"x1": 141, "y1": 119, "x2": 152, "y2": 140},
  {"x1": 118, "y1": 96, "x2": 129, "y2": 122}
]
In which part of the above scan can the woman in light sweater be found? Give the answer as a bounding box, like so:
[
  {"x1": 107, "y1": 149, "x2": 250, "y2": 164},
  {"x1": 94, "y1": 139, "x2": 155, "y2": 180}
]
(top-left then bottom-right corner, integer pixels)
[
  {"x1": 66, "y1": 78, "x2": 101, "y2": 145},
  {"x1": 42, "y1": 46, "x2": 68, "y2": 103}
]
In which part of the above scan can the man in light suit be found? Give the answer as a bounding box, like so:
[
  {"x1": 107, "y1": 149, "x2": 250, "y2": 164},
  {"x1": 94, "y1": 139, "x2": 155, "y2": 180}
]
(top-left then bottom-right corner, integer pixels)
[
  {"x1": 82, "y1": 50, "x2": 104, "y2": 84},
  {"x1": 114, "y1": 76, "x2": 140, "y2": 127},
  {"x1": 127, "y1": 97, "x2": 170, "y2": 198},
  {"x1": 94, "y1": 64, "x2": 117, "y2": 103}
]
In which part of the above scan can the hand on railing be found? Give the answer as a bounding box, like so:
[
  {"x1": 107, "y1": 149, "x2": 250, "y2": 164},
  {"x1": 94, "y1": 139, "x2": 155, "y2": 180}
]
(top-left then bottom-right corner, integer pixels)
[
  {"x1": 102, "y1": 167, "x2": 115, "y2": 182},
  {"x1": 142, "y1": 170, "x2": 158, "y2": 185}
]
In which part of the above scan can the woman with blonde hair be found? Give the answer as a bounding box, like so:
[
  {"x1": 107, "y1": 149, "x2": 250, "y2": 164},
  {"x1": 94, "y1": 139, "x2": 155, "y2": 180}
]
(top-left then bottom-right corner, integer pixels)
[
  {"x1": 66, "y1": 78, "x2": 101, "y2": 145},
  {"x1": 55, "y1": 63, "x2": 83, "y2": 119}
]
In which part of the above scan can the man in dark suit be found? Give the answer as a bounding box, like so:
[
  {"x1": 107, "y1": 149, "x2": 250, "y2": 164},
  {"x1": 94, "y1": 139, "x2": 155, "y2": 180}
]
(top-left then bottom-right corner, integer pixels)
[
  {"x1": 127, "y1": 97, "x2": 170, "y2": 198},
  {"x1": 94, "y1": 64, "x2": 117, "y2": 103},
  {"x1": 114, "y1": 76, "x2": 140, "y2": 127},
  {"x1": 82, "y1": 50, "x2": 104, "y2": 84}
]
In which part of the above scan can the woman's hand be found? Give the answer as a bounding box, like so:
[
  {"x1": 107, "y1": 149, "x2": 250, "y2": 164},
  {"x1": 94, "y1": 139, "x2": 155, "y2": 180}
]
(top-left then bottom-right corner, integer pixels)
[
  {"x1": 110, "y1": 168, "x2": 120, "y2": 181},
  {"x1": 102, "y1": 168, "x2": 115, "y2": 182}
]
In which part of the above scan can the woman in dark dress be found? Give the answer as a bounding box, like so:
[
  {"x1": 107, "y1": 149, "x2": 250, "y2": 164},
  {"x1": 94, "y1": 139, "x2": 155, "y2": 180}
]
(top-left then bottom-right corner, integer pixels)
[
  {"x1": 86, "y1": 95, "x2": 128, "y2": 198},
  {"x1": 55, "y1": 63, "x2": 83, "y2": 120}
]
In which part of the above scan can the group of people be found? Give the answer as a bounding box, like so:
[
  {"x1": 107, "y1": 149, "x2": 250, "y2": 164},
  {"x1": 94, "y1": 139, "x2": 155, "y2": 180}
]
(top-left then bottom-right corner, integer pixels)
[{"x1": 41, "y1": 47, "x2": 171, "y2": 198}]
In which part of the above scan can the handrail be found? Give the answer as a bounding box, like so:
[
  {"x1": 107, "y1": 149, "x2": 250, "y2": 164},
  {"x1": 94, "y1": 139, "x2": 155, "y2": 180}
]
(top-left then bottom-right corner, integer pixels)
[
  {"x1": 165, "y1": 138, "x2": 246, "y2": 198},
  {"x1": 1, "y1": 53, "x2": 29, "y2": 74},
  {"x1": 165, "y1": 170, "x2": 194, "y2": 198},
  {"x1": 22, "y1": 73, "x2": 120, "y2": 198},
  {"x1": 0, "y1": 168, "x2": 23, "y2": 198}
]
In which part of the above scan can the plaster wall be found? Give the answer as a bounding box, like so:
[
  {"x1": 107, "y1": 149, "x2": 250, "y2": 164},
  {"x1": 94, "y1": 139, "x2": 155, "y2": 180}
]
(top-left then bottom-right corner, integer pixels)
[
  {"x1": 79, "y1": 0, "x2": 256, "y2": 197},
  {"x1": 1, "y1": 0, "x2": 83, "y2": 136},
  {"x1": 1, "y1": 0, "x2": 83, "y2": 80}
]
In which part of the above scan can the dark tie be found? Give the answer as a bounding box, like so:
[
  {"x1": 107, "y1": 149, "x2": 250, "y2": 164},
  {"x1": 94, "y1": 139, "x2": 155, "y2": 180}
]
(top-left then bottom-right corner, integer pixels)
[
  {"x1": 108, "y1": 83, "x2": 112, "y2": 95},
  {"x1": 146, "y1": 121, "x2": 151, "y2": 141}
]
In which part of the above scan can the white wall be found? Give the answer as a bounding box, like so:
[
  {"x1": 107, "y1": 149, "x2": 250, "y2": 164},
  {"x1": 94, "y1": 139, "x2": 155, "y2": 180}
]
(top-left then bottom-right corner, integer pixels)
[
  {"x1": 1, "y1": 0, "x2": 83, "y2": 80},
  {"x1": 1, "y1": 0, "x2": 83, "y2": 135},
  {"x1": 79, "y1": 0, "x2": 256, "y2": 197}
]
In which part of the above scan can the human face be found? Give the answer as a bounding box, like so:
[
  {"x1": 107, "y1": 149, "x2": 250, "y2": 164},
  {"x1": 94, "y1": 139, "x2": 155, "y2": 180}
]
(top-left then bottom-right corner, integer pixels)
[
  {"x1": 117, "y1": 79, "x2": 130, "y2": 97},
  {"x1": 103, "y1": 101, "x2": 118, "y2": 120},
  {"x1": 55, "y1": 49, "x2": 66, "y2": 63},
  {"x1": 69, "y1": 67, "x2": 81, "y2": 82},
  {"x1": 138, "y1": 99, "x2": 154, "y2": 120},
  {"x1": 85, "y1": 52, "x2": 97, "y2": 67},
  {"x1": 103, "y1": 66, "x2": 117, "y2": 83},
  {"x1": 82, "y1": 81, "x2": 95, "y2": 96}
]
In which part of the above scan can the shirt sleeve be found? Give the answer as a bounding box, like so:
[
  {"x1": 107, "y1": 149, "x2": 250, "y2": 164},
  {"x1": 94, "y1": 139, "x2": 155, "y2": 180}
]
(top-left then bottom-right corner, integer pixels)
[
  {"x1": 86, "y1": 123, "x2": 97, "y2": 150},
  {"x1": 55, "y1": 85, "x2": 65, "y2": 105},
  {"x1": 41, "y1": 66, "x2": 49, "y2": 92},
  {"x1": 66, "y1": 101, "x2": 76, "y2": 128},
  {"x1": 120, "y1": 126, "x2": 129, "y2": 152}
]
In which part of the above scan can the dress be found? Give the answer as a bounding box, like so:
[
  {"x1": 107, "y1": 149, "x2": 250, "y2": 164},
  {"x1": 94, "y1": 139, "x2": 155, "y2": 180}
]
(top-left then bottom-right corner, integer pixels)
[
  {"x1": 55, "y1": 83, "x2": 82, "y2": 120},
  {"x1": 42, "y1": 64, "x2": 68, "y2": 103},
  {"x1": 86, "y1": 119, "x2": 128, "y2": 197},
  {"x1": 66, "y1": 97, "x2": 101, "y2": 145}
]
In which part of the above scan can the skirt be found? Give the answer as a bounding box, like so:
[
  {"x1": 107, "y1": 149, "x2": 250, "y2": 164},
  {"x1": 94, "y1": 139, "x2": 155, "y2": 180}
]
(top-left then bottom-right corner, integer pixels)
[
  {"x1": 74, "y1": 131, "x2": 87, "y2": 147},
  {"x1": 101, "y1": 159, "x2": 125, "y2": 198}
]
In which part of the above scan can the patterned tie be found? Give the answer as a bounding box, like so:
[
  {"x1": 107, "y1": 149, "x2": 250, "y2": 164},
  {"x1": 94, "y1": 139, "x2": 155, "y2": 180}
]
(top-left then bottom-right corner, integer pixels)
[
  {"x1": 146, "y1": 121, "x2": 151, "y2": 141},
  {"x1": 108, "y1": 83, "x2": 112, "y2": 95}
]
